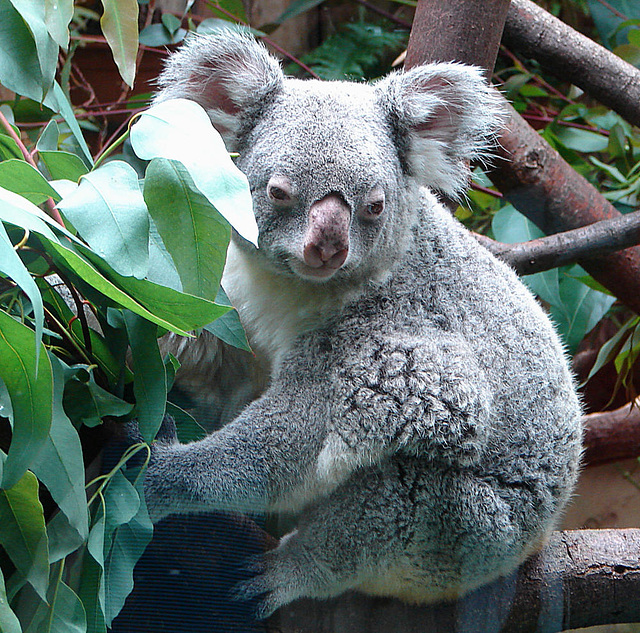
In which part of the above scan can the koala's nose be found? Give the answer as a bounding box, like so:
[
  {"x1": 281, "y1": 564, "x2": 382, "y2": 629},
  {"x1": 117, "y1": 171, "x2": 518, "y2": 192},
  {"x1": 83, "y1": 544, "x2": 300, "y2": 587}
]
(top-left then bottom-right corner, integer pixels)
[{"x1": 303, "y1": 194, "x2": 351, "y2": 270}]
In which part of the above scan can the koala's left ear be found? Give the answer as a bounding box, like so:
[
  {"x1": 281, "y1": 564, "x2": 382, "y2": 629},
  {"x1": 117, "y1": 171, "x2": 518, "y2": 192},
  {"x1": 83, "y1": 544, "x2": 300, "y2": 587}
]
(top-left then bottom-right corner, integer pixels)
[{"x1": 376, "y1": 63, "x2": 505, "y2": 199}]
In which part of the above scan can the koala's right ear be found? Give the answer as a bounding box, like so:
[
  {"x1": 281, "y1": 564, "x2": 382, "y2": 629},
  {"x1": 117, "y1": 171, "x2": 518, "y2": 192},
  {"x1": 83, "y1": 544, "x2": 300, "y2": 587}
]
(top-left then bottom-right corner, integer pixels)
[{"x1": 154, "y1": 28, "x2": 284, "y2": 149}]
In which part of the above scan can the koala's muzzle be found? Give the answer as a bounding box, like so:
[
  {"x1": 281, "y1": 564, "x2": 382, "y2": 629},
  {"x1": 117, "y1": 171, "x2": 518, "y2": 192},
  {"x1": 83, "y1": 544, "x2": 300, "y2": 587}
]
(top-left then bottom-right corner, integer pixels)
[{"x1": 303, "y1": 194, "x2": 351, "y2": 271}]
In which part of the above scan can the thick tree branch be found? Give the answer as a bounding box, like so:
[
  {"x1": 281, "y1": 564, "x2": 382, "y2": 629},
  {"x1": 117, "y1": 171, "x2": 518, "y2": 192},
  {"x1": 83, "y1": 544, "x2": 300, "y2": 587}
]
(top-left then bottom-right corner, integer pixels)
[
  {"x1": 488, "y1": 101, "x2": 640, "y2": 315},
  {"x1": 274, "y1": 529, "x2": 640, "y2": 632},
  {"x1": 475, "y1": 210, "x2": 640, "y2": 276},
  {"x1": 583, "y1": 398, "x2": 640, "y2": 465},
  {"x1": 504, "y1": 0, "x2": 640, "y2": 128}
]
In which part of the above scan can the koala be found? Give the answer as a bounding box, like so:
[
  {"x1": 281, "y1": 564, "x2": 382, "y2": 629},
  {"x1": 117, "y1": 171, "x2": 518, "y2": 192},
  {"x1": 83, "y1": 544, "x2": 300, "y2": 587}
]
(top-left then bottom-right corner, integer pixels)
[{"x1": 146, "y1": 29, "x2": 583, "y2": 618}]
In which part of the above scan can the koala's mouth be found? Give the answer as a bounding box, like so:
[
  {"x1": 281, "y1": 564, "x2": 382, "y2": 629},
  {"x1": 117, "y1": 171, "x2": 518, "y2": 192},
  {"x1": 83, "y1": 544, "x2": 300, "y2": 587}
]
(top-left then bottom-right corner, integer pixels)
[{"x1": 288, "y1": 257, "x2": 344, "y2": 282}]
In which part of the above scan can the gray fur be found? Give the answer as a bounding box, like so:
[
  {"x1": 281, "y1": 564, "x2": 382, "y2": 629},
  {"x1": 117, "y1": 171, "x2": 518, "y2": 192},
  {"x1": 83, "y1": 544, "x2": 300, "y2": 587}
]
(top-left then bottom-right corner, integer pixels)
[{"x1": 148, "y1": 29, "x2": 582, "y2": 617}]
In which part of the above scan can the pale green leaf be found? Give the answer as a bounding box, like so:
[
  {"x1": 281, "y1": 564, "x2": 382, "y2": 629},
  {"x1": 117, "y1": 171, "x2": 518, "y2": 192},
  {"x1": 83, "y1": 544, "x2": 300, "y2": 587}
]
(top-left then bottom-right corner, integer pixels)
[
  {"x1": 130, "y1": 99, "x2": 258, "y2": 245},
  {"x1": 0, "y1": 220, "x2": 44, "y2": 358},
  {"x1": 57, "y1": 161, "x2": 150, "y2": 279},
  {"x1": 39, "y1": 150, "x2": 89, "y2": 182},
  {"x1": 5, "y1": 0, "x2": 57, "y2": 99}
]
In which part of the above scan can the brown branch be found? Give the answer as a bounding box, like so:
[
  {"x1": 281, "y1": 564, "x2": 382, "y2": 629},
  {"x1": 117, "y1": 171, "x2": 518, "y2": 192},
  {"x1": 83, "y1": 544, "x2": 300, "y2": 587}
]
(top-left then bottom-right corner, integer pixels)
[
  {"x1": 583, "y1": 399, "x2": 640, "y2": 465},
  {"x1": 475, "y1": 211, "x2": 640, "y2": 276},
  {"x1": 272, "y1": 529, "x2": 640, "y2": 632},
  {"x1": 504, "y1": 0, "x2": 640, "y2": 128}
]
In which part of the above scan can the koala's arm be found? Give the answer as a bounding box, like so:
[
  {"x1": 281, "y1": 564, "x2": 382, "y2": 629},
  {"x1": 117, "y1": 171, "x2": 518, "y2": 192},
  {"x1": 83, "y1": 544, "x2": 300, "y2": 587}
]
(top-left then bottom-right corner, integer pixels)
[
  {"x1": 145, "y1": 324, "x2": 492, "y2": 522},
  {"x1": 325, "y1": 326, "x2": 493, "y2": 470}
]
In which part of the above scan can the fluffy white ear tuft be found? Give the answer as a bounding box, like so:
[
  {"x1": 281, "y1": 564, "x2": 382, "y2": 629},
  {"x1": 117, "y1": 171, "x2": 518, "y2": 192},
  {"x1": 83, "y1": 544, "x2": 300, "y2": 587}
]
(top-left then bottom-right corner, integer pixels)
[
  {"x1": 377, "y1": 63, "x2": 505, "y2": 199},
  {"x1": 154, "y1": 28, "x2": 284, "y2": 149}
]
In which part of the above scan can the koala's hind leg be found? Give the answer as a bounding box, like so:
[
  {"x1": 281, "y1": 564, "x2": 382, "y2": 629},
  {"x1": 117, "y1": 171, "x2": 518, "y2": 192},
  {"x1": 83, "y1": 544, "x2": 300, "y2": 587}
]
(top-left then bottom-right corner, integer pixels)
[
  {"x1": 237, "y1": 458, "x2": 550, "y2": 618},
  {"x1": 236, "y1": 459, "x2": 420, "y2": 618}
]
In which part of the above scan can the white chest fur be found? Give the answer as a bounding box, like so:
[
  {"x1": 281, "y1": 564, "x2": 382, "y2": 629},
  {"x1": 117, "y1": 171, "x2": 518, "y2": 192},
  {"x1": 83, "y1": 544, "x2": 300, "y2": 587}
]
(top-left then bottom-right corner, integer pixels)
[{"x1": 222, "y1": 241, "x2": 358, "y2": 370}]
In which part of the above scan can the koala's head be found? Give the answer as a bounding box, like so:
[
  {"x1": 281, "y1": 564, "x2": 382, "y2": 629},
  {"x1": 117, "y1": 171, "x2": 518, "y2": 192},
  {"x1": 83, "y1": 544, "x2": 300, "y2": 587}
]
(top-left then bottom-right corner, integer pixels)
[{"x1": 156, "y1": 28, "x2": 503, "y2": 284}]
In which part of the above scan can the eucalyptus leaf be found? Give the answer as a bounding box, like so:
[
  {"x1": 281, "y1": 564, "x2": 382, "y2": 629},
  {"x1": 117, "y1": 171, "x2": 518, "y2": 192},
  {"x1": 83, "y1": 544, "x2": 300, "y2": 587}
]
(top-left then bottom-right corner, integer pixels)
[
  {"x1": 31, "y1": 356, "x2": 89, "y2": 549},
  {"x1": 100, "y1": 0, "x2": 139, "y2": 88},
  {"x1": 0, "y1": 160, "x2": 61, "y2": 205},
  {"x1": 204, "y1": 286, "x2": 251, "y2": 351},
  {"x1": 553, "y1": 126, "x2": 609, "y2": 153},
  {"x1": 57, "y1": 161, "x2": 150, "y2": 279},
  {"x1": 39, "y1": 151, "x2": 89, "y2": 182},
  {"x1": 0, "y1": 311, "x2": 52, "y2": 490},
  {"x1": 123, "y1": 311, "x2": 166, "y2": 442},
  {"x1": 35, "y1": 579, "x2": 86, "y2": 633},
  {"x1": 0, "y1": 0, "x2": 52, "y2": 103},
  {"x1": 103, "y1": 468, "x2": 153, "y2": 625},
  {"x1": 0, "y1": 220, "x2": 45, "y2": 358},
  {"x1": 44, "y1": 0, "x2": 73, "y2": 49},
  {"x1": 0, "y1": 567, "x2": 22, "y2": 633},
  {"x1": 130, "y1": 99, "x2": 258, "y2": 245},
  {"x1": 0, "y1": 471, "x2": 50, "y2": 601},
  {"x1": 144, "y1": 157, "x2": 230, "y2": 299},
  {"x1": 6, "y1": 0, "x2": 58, "y2": 98},
  {"x1": 78, "y1": 509, "x2": 107, "y2": 633},
  {"x1": 491, "y1": 204, "x2": 562, "y2": 306}
]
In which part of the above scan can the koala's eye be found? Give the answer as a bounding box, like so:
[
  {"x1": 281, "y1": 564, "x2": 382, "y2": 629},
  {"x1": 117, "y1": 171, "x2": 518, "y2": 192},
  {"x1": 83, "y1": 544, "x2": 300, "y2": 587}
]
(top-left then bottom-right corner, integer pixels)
[
  {"x1": 269, "y1": 186, "x2": 290, "y2": 201},
  {"x1": 266, "y1": 176, "x2": 294, "y2": 206},
  {"x1": 360, "y1": 187, "x2": 385, "y2": 220}
]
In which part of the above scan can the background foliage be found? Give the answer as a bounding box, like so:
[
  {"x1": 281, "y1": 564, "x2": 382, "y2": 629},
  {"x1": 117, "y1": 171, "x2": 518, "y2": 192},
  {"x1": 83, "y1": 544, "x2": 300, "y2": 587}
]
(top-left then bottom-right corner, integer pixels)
[{"x1": 0, "y1": 0, "x2": 639, "y2": 631}]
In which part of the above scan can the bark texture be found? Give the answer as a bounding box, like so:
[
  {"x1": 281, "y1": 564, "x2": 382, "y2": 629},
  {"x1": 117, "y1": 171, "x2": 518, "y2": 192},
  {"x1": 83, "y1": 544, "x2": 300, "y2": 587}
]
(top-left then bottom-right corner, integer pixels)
[
  {"x1": 273, "y1": 529, "x2": 640, "y2": 632},
  {"x1": 504, "y1": 0, "x2": 640, "y2": 128}
]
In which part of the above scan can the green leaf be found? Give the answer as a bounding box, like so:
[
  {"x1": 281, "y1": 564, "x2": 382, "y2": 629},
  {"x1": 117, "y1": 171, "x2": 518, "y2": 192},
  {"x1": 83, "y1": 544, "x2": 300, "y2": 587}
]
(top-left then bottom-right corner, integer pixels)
[
  {"x1": 161, "y1": 12, "x2": 181, "y2": 34},
  {"x1": 58, "y1": 161, "x2": 150, "y2": 279},
  {"x1": 549, "y1": 265, "x2": 616, "y2": 355},
  {"x1": 123, "y1": 311, "x2": 166, "y2": 442},
  {"x1": 47, "y1": 511, "x2": 86, "y2": 564},
  {"x1": 0, "y1": 219, "x2": 45, "y2": 358},
  {"x1": 0, "y1": 471, "x2": 50, "y2": 601},
  {"x1": 38, "y1": 151, "x2": 89, "y2": 182},
  {"x1": 0, "y1": 311, "x2": 53, "y2": 489},
  {"x1": 273, "y1": 0, "x2": 326, "y2": 24},
  {"x1": 35, "y1": 578, "x2": 86, "y2": 633},
  {"x1": 36, "y1": 120, "x2": 59, "y2": 152},
  {"x1": 50, "y1": 82, "x2": 93, "y2": 167},
  {"x1": 491, "y1": 204, "x2": 562, "y2": 306},
  {"x1": 0, "y1": 567, "x2": 22, "y2": 633},
  {"x1": 102, "y1": 468, "x2": 153, "y2": 625},
  {"x1": 130, "y1": 99, "x2": 258, "y2": 245},
  {"x1": 31, "y1": 356, "x2": 89, "y2": 551},
  {"x1": 167, "y1": 401, "x2": 207, "y2": 443},
  {"x1": 78, "y1": 509, "x2": 107, "y2": 633},
  {"x1": 63, "y1": 369, "x2": 133, "y2": 427},
  {"x1": 44, "y1": 0, "x2": 73, "y2": 49},
  {"x1": 0, "y1": 0, "x2": 48, "y2": 102},
  {"x1": 0, "y1": 160, "x2": 61, "y2": 205},
  {"x1": 143, "y1": 158, "x2": 230, "y2": 300},
  {"x1": 6, "y1": 0, "x2": 58, "y2": 99},
  {"x1": 100, "y1": 0, "x2": 139, "y2": 88},
  {"x1": 203, "y1": 286, "x2": 251, "y2": 351},
  {"x1": 146, "y1": 217, "x2": 182, "y2": 291},
  {"x1": 553, "y1": 126, "x2": 609, "y2": 153},
  {"x1": 138, "y1": 22, "x2": 185, "y2": 47}
]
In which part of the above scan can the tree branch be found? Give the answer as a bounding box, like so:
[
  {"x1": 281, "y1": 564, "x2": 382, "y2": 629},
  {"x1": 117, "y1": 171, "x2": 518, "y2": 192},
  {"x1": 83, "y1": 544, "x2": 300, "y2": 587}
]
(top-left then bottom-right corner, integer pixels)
[
  {"x1": 583, "y1": 398, "x2": 640, "y2": 465},
  {"x1": 273, "y1": 529, "x2": 640, "y2": 632},
  {"x1": 488, "y1": 100, "x2": 640, "y2": 315},
  {"x1": 504, "y1": 0, "x2": 640, "y2": 128},
  {"x1": 475, "y1": 210, "x2": 640, "y2": 276}
]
